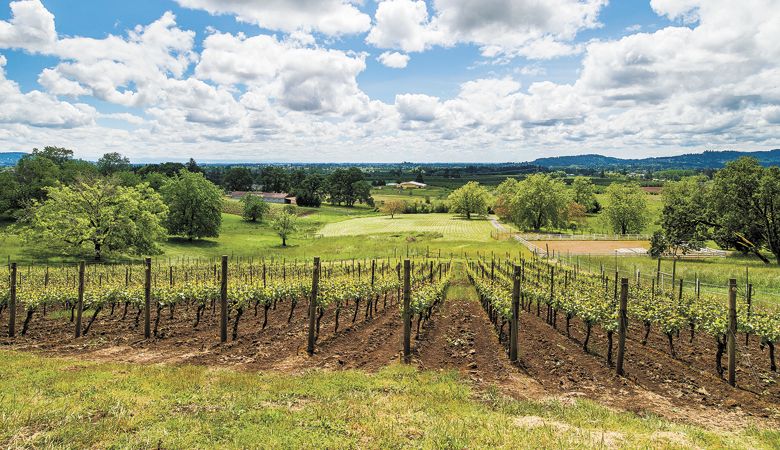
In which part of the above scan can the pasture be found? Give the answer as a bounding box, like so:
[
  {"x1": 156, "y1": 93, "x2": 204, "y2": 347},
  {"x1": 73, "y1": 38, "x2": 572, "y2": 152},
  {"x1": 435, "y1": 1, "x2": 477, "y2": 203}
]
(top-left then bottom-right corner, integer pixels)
[{"x1": 319, "y1": 214, "x2": 494, "y2": 242}]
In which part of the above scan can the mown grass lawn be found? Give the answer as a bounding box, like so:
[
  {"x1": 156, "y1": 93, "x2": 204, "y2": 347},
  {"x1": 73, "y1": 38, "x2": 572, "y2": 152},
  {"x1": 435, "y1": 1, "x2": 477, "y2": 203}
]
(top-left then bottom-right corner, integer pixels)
[
  {"x1": 319, "y1": 214, "x2": 494, "y2": 242},
  {"x1": 1, "y1": 351, "x2": 777, "y2": 449}
]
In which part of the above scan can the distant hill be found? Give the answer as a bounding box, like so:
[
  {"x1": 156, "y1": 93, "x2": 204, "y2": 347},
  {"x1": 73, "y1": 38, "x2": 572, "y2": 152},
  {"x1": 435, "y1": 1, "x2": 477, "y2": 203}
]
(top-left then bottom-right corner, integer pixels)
[
  {"x1": 530, "y1": 149, "x2": 780, "y2": 170},
  {"x1": 0, "y1": 152, "x2": 26, "y2": 166}
]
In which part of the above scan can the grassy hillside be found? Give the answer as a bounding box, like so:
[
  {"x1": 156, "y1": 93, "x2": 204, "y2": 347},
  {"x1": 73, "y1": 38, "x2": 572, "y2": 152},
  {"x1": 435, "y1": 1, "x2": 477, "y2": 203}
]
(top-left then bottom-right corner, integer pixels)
[
  {"x1": 1, "y1": 351, "x2": 775, "y2": 449},
  {"x1": 320, "y1": 214, "x2": 494, "y2": 242}
]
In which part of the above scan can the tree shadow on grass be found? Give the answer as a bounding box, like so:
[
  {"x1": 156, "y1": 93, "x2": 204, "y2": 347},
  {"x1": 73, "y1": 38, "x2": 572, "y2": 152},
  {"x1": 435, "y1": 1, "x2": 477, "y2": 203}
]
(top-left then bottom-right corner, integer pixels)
[{"x1": 166, "y1": 237, "x2": 220, "y2": 248}]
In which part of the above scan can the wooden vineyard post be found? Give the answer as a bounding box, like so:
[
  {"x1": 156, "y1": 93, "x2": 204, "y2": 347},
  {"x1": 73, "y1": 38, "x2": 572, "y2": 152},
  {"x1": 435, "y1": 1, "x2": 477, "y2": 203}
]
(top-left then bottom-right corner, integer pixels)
[
  {"x1": 727, "y1": 279, "x2": 737, "y2": 387},
  {"x1": 144, "y1": 258, "x2": 152, "y2": 339},
  {"x1": 220, "y1": 255, "x2": 228, "y2": 343},
  {"x1": 510, "y1": 264, "x2": 521, "y2": 362},
  {"x1": 616, "y1": 278, "x2": 628, "y2": 376},
  {"x1": 307, "y1": 257, "x2": 321, "y2": 355},
  {"x1": 75, "y1": 261, "x2": 85, "y2": 338},
  {"x1": 402, "y1": 259, "x2": 411, "y2": 363},
  {"x1": 8, "y1": 262, "x2": 16, "y2": 337}
]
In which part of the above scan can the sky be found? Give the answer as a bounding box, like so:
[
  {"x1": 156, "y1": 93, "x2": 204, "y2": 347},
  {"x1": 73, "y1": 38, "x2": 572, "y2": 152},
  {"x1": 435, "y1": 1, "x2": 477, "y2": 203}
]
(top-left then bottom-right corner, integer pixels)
[{"x1": 0, "y1": 0, "x2": 778, "y2": 163}]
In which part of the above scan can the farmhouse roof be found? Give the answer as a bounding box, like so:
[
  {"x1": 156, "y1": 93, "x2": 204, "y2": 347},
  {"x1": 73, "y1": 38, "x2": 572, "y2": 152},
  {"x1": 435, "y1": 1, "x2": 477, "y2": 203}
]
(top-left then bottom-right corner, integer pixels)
[{"x1": 231, "y1": 191, "x2": 294, "y2": 199}]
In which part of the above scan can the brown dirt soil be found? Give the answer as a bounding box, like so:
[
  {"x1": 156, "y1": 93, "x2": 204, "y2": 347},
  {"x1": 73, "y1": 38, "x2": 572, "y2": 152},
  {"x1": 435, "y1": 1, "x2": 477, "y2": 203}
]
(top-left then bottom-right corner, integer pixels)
[
  {"x1": 413, "y1": 278, "x2": 545, "y2": 397},
  {"x1": 531, "y1": 240, "x2": 649, "y2": 254},
  {"x1": 518, "y1": 300, "x2": 780, "y2": 429}
]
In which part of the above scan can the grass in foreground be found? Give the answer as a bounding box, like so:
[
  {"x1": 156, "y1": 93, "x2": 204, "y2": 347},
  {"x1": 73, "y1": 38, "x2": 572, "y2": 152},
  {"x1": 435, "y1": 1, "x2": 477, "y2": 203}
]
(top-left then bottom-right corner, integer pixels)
[{"x1": 1, "y1": 351, "x2": 777, "y2": 448}]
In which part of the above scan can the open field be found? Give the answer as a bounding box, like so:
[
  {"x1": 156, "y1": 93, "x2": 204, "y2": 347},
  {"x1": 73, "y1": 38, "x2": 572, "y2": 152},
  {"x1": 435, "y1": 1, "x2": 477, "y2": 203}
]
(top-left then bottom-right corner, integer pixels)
[
  {"x1": 530, "y1": 239, "x2": 649, "y2": 255},
  {"x1": 320, "y1": 214, "x2": 494, "y2": 242}
]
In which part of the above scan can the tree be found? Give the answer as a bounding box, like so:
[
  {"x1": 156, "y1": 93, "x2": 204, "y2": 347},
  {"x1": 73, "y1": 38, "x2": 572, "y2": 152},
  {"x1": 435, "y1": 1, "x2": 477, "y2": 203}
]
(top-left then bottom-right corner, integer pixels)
[
  {"x1": 381, "y1": 200, "x2": 406, "y2": 218},
  {"x1": 326, "y1": 167, "x2": 373, "y2": 207},
  {"x1": 270, "y1": 209, "x2": 298, "y2": 247},
  {"x1": 260, "y1": 166, "x2": 291, "y2": 192},
  {"x1": 14, "y1": 154, "x2": 61, "y2": 204},
  {"x1": 571, "y1": 176, "x2": 597, "y2": 212},
  {"x1": 567, "y1": 202, "x2": 587, "y2": 229},
  {"x1": 161, "y1": 170, "x2": 223, "y2": 241},
  {"x1": 709, "y1": 157, "x2": 780, "y2": 264},
  {"x1": 493, "y1": 178, "x2": 519, "y2": 221},
  {"x1": 31, "y1": 146, "x2": 73, "y2": 165},
  {"x1": 448, "y1": 181, "x2": 490, "y2": 219},
  {"x1": 655, "y1": 176, "x2": 710, "y2": 257},
  {"x1": 293, "y1": 174, "x2": 324, "y2": 207},
  {"x1": 602, "y1": 183, "x2": 648, "y2": 234},
  {"x1": 509, "y1": 174, "x2": 569, "y2": 230},
  {"x1": 224, "y1": 167, "x2": 254, "y2": 191},
  {"x1": 97, "y1": 152, "x2": 131, "y2": 175},
  {"x1": 186, "y1": 158, "x2": 203, "y2": 173},
  {"x1": 18, "y1": 178, "x2": 167, "y2": 260},
  {"x1": 0, "y1": 170, "x2": 19, "y2": 217},
  {"x1": 241, "y1": 194, "x2": 270, "y2": 222}
]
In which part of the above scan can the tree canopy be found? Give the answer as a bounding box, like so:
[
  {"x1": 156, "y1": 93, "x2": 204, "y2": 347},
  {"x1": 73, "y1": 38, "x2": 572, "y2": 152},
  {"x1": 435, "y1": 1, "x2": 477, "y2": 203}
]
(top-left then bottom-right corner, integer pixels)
[
  {"x1": 325, "y1": 168, "x2": 373, "y2": 207},
  {"x1": 502, "y1": 174, "x2": 569, "y2": 230},
  {"x1": 241, "y1": 194, "x2": 270, "y2": 222},
  {"x1": 224, "y1": 167, "x2": 254, "y2": 191},
  {"x1": 161, "y1": 170, "x2": 223, "y2": 241},
  {"x1": 571, "y1": 176, "x2": 597, "y2": 212},
  {"x1": 18, "y1": 178, "x2": 167, "y2": 260},
  {"x1": 448, "y1": 181, "x2": 490, "y2": 219},
  {"x1": 270, "y1": 209, "x2": 298, "y2": 247},
  {"x1": 652, "y1": 176, "x2": 710, "y2": 257},
  {"x1": 602, "y1": 183, "x2": 648, "y2": 234},
  {"x1": 710, "y1": 157, "x2": 780, "y2": 263},
  {"x1": 97, "y1": 152, "x2": 131, "y2": 175}
]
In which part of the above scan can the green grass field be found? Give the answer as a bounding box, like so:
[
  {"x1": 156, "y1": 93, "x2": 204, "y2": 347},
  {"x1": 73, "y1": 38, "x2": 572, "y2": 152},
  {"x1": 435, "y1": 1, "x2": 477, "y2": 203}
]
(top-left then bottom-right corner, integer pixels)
[
  {"x1": 0, "y1": 208, "x2": 517, "y2": 264},
  {"x1": 320, "y1": 214, "x2": 494, "y2": 242},
  {"x1": 1, "y1": 351, "x2": 776, "y2": 449}
]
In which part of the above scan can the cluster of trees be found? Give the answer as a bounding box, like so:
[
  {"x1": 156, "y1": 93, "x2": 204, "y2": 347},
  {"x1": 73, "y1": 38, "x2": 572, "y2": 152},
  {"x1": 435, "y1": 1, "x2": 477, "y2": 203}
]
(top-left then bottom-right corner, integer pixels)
[
  {"x1": 491, "y1": 174, "x2": 647, "y2": 233},
  {"x1": 201, "y1": 165, "x2": 372, "y2": 208},
  {"x1": 1, "y1": 147, "x2": 324, "y2": 259},
  {"x1": 653, "y1": 157, "x2": 780, "y2": 264}
]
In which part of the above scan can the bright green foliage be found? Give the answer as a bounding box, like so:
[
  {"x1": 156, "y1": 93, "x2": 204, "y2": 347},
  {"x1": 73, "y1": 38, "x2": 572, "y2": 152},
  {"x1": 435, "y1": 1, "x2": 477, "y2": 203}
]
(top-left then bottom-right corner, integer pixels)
[
  {"x1": 241, "y1": 194, "x2": 270, "y2": 222},
  {"x1": 161, "y1": 170, "x2": 223, "y2": 241},
  {"x1": 492, "y1": 178, "x2": 519, "y2": 221},
  {"x1": 270, "y1": 209, "x2": 298, "y2": 246},
  {"x1": 96, "y1": 152, "x2": 131, "y2": 175},
  {"x1": 448, "y1": 181, "x2": 491, "y2": 219},
  {"x1": 710, "y1": 157, "x2": 780, "y2": 264},
  {"x1": 602, "y1": 183, "x2": 648, "y2": 234},
  {"x1": 509, "y1": 174, "x2": 569, "y2": 230},
  {"x1": 653, "y1": 176, "x2": 710, "y2": 257},
  {"x1": 571, "y1": 176, "x2": 597, "y2": 212},
  {"x1": 18, "y1": 178, "x2": 167, "y2": 260}
]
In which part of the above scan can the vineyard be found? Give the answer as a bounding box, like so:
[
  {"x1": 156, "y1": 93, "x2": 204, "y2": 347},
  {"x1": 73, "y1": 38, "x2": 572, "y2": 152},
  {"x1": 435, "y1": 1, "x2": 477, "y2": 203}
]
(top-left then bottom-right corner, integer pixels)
[
  {"x1": 2, "y1": 252, "x2": 780, "y2": 441},
  {"x1": 466, "y1": 254, "x2": 780, "y2": 417},
  {"x1": 0, "y1": 257, "x2": 452, "y2": 368}
]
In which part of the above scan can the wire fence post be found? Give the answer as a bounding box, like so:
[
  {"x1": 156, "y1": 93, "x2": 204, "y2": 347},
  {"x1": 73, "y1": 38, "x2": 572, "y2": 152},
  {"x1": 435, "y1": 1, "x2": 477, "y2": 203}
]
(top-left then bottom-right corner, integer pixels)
[
  {"x1": 8, "y1": 262, "x2": 16, "y2": 338},
  {"x1": 307, "y1": 257, "x2": 320, "y2": 355},
  {"x1": 402, "y1": 259, "x2": 411, "y2": 363},
  {"x1": 510, "y1": 264, "x2": 521, "y2": 362},
  {"x1": 616, "y1": 278, "x2": 628, "y2": 376},
  {"x1": 220, "y1": 255, "x2": 228, "y2": 343},
  {"x1": 144, "y1": 257, "x2": 151, "y2": 339},
  {"x1": 75, "y1": 261, "x2": 85, "y2": 338},
  {"x1": 728, "y1": 278, "x2": 737, "y2": 387}
]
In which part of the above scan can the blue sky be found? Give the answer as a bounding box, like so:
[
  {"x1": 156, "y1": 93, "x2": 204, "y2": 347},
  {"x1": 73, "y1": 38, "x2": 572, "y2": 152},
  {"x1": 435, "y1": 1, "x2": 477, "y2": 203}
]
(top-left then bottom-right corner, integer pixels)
[{"x1": 0, "y1": 0, "x2": 777, "y2": 162}]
